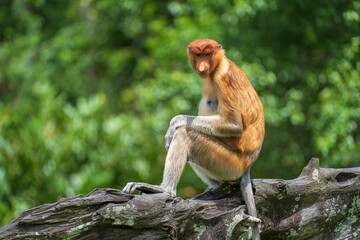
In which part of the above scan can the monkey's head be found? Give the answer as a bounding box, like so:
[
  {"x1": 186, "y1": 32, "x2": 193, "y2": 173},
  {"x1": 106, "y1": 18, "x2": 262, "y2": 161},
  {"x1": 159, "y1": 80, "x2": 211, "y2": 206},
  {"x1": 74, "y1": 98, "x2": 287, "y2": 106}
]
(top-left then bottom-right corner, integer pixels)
[{"x1": 187, "y1": 39, "x2": 224, "y2": 78}]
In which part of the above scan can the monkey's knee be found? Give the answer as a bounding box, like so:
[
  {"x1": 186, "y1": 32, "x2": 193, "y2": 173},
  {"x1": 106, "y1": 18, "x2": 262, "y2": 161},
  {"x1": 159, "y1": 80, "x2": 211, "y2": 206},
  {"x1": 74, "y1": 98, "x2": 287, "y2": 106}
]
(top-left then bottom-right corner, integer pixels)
[
  {"x1": 175, "y1": 126, "x2": 188, "y2": 134},
  {"x1": 166, "y1": 127, "x2": 191, "y2": 155},
  {"x1": 171, "y1": 126, "x2": 190, "y2": 142},
  {"x1": 165, "y1": 126, "x2": 190, "y2": 151}
]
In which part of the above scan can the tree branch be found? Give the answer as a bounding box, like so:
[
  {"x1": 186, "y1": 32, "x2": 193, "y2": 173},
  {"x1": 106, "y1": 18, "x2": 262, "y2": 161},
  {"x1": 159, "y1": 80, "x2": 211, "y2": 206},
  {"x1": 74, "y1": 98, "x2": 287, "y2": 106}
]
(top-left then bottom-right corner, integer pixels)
[{"x1": 1, "y1": 158, "x2": 359, "y2": 239}]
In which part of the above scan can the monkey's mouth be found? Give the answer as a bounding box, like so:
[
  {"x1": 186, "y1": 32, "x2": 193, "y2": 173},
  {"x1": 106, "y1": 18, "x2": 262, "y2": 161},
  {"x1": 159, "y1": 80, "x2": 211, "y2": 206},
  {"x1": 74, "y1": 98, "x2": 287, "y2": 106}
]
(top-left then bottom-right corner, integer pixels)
[{"x1": 197, "y1": 70, "x2": 209, "y2": 77}]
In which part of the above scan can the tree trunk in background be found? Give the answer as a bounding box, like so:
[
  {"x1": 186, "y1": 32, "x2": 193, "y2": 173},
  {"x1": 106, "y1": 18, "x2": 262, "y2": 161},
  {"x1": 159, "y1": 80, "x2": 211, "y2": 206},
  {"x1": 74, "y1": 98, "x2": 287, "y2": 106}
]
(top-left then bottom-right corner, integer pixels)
[{"x1": 0, "y1": 158, "x2": 359, "y2": 240}]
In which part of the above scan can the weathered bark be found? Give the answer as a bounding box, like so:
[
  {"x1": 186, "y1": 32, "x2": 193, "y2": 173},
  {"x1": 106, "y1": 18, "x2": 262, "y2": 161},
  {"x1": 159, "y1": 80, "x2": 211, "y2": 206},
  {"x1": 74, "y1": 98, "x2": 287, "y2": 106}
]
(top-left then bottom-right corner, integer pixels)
[{"x1": 0, "y1": 158, "x2": 359, "y2": 240}]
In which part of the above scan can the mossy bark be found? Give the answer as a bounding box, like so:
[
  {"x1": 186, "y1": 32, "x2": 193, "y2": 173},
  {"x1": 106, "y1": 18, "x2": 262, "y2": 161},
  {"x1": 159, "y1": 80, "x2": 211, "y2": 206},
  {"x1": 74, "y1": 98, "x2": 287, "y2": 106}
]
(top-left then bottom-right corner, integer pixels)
[{"x1": 0, "y1": 158, "x2": 359, "y2": 240}]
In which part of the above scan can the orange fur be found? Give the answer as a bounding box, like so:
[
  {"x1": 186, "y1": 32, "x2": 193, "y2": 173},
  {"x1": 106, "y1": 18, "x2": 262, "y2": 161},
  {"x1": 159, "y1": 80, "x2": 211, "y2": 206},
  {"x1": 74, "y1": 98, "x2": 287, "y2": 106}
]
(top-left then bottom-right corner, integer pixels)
[
  {"x1": 188, "y1": 39, "x2": 265, "y2": 175},
  {"x1": 123, "y1": 40, "x2": 263, "y2": 238}
]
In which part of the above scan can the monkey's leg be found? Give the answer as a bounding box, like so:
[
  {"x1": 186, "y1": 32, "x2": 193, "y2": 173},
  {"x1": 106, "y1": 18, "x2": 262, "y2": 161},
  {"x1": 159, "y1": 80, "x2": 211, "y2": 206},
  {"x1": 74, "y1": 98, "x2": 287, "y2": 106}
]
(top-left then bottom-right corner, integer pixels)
[
  {"x1": 123, "y1": 126, "x2": 190, "y2": 197},
  {"x1": 185, "y1": 129, "x2": 261, "y2": 239},
  {"x1": 153, "y1": 126, "x2": 244, "y2": 196},
  {"x1": 185, "y1": 130, "x2": 249, "y2": 182},
  {"x1": 188, "y1": 162, "x2": 223, "y2": 188},
  {"x1": 159, "y1": 127, "x2": 191, "y2": 196},
  {"x1": 241, "y1": 170, "x2": 260, "y2": 240}
]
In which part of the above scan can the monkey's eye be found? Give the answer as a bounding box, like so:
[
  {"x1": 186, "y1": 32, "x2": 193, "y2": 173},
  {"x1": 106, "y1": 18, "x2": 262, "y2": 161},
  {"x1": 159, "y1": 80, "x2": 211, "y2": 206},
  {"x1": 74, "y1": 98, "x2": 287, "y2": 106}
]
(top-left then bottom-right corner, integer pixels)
[
  {"x1": 195, "y1": 53, "x2": 201, "y2": 57},
  {"x1": 205, "y1": 52, "x2": 212, "y2": 56}
]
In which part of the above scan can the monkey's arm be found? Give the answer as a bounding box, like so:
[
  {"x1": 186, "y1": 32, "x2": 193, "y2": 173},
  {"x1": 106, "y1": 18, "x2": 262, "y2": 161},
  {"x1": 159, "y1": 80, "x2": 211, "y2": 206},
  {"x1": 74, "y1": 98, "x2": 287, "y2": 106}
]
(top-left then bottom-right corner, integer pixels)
[{"x1": 165, "y1": 114, "x2": 242, "y2": 151}]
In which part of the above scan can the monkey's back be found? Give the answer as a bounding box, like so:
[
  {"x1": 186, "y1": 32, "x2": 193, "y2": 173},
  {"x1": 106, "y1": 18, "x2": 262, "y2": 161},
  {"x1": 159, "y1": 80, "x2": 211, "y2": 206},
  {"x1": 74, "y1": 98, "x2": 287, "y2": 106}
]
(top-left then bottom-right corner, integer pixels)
[{"x1": 218, "y1": 60, "x2": 265, "y2": 157}]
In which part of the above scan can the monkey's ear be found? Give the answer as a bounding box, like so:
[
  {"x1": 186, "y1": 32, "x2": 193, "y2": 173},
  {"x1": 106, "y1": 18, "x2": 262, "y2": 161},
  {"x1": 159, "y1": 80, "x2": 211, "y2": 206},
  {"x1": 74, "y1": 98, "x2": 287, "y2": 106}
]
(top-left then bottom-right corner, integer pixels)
[
  {"x1": 187, "y1": 44, "x2": 190, "y2": 48},
  {"x1": 218, "y1": 44, "x2": 222, "y2": 49}
]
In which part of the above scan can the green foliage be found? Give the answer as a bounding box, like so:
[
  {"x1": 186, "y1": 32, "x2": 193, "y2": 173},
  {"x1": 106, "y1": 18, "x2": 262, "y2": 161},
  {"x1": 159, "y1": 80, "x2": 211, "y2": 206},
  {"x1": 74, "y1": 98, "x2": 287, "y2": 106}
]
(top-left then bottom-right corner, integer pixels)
[{"x1": 0, "y1": 0, "x2": 359, "y2": 225}]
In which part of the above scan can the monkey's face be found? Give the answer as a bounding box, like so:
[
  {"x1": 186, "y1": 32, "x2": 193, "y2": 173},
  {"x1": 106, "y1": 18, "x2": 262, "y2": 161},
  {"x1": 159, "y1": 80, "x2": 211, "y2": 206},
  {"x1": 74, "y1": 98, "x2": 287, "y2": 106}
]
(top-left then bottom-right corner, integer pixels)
[{"x1": 187, "y1": 39, "x2": 222, "y2": 78}]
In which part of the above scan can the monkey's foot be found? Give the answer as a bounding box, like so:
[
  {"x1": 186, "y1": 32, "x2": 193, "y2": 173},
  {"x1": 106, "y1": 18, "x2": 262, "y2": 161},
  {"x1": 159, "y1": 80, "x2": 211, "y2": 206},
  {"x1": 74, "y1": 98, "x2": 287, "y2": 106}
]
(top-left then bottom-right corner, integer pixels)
[{"x1": 122, "y1": 182, "x2": 166, "y2": 195}]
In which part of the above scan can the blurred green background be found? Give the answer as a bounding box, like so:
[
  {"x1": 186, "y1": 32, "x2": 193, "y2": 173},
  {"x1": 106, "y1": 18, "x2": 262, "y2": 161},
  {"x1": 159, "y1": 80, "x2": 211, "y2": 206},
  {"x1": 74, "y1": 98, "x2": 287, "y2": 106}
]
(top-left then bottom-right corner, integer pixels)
[{"x1": 0, "y1": 0, "x2": 359, "y2": 226}]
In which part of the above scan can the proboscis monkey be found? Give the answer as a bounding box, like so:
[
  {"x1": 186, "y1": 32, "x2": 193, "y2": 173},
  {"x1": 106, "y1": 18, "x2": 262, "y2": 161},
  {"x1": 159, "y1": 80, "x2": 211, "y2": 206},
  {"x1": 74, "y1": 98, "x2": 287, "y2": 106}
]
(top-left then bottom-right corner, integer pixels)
[{"x1": 123, "y1": 39, "x2": 265, "y2": 239}]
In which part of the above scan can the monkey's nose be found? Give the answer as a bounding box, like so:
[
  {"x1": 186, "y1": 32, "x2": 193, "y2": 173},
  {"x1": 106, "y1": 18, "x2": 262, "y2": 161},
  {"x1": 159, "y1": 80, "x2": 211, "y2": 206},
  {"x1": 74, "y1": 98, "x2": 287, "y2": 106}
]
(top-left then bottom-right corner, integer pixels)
[
  {"x1": 199, "y1": 64, "x2": 205, "y2": 72},
  {"x1": 198, "y1": 62, "x2": 209, "y2": 73}
]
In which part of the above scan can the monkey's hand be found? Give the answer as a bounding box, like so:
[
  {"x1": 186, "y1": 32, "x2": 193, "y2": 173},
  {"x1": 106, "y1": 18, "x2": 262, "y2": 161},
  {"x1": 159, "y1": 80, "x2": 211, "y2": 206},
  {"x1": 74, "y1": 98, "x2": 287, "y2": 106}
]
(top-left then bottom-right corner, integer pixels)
[
  {"x1": 122, "y1": 182, "x2": 167, "y2": 195},
  {"x1": 165, "y1": 127, "x2": 175, "y2": 151},
  {"x1": 165, "y1": 115, "x2": 188, "y2": 151}
]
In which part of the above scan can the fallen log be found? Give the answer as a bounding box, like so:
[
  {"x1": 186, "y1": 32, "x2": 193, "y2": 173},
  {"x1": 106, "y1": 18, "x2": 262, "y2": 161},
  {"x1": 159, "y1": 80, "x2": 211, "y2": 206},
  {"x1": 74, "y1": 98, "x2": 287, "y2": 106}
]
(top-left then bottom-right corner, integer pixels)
[{"x1": 0, "y1": 158, "x2": 359, "y2": 239}]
